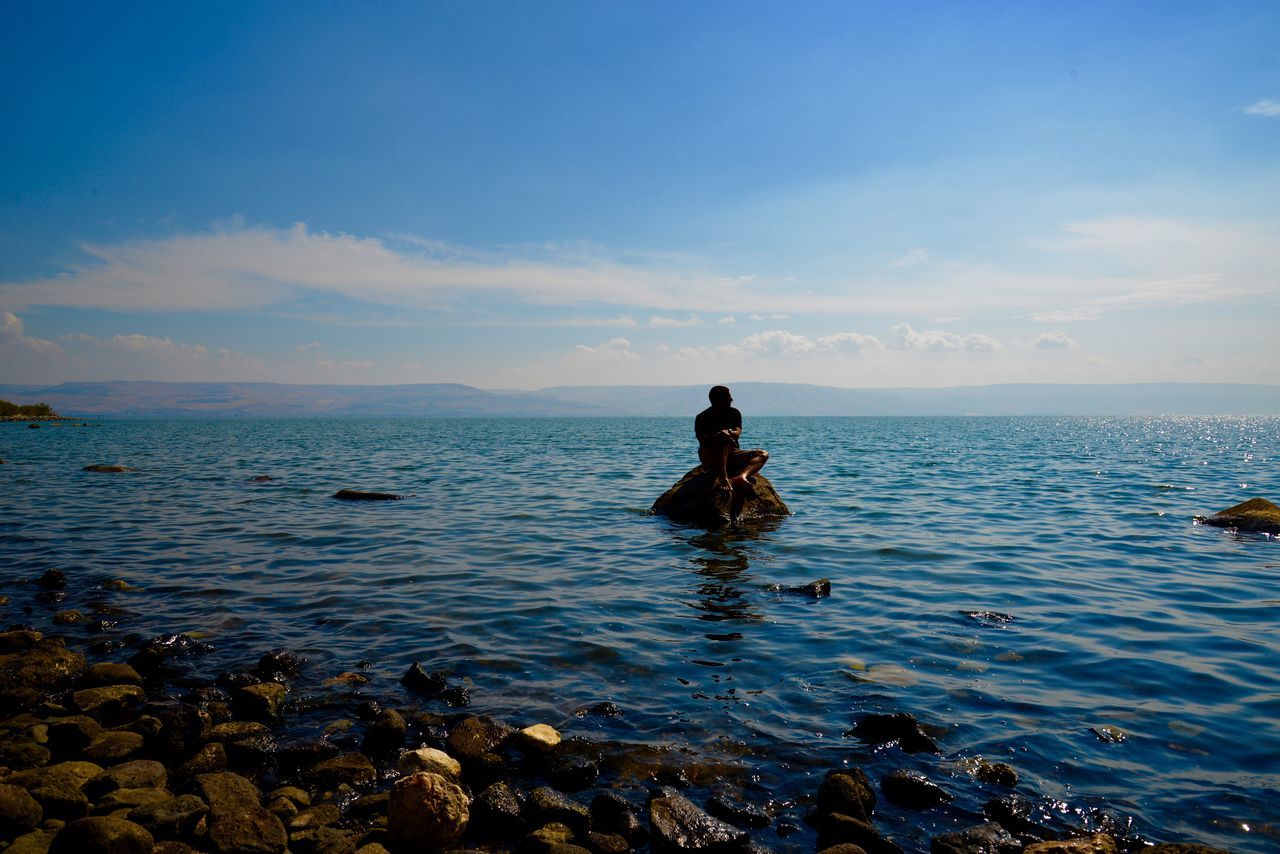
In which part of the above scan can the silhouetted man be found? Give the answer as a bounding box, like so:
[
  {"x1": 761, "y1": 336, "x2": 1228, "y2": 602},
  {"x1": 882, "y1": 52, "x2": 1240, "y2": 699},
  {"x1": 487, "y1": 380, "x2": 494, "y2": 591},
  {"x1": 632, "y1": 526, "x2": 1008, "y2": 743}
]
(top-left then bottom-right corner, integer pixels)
[{"x1": 695, "y1": 385, "x2": 769, "y2": 497}]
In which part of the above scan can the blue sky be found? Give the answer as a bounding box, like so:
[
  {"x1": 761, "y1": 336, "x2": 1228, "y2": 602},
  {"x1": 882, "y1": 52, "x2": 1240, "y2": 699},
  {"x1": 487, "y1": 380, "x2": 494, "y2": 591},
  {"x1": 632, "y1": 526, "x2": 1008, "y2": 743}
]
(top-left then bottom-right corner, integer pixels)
[{"x1": 2, "y1": 1, "x2": 1277, "y2": 389}]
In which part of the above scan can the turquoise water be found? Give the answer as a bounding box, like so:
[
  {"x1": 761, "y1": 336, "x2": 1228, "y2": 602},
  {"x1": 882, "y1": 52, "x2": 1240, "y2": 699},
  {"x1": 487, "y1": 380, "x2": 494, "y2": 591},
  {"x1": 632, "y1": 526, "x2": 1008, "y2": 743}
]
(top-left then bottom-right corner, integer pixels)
[{"x1": 2, "y1": 416, "x2": 1278, "y2": 851}]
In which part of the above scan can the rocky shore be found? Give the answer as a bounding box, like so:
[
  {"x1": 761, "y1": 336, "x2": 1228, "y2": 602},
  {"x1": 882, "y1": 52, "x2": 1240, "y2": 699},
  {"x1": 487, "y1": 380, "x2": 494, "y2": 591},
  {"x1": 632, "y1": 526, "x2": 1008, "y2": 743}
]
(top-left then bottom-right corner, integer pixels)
[{"x1": 0, "y1": 571, "x2": 1238, "y2": 854}]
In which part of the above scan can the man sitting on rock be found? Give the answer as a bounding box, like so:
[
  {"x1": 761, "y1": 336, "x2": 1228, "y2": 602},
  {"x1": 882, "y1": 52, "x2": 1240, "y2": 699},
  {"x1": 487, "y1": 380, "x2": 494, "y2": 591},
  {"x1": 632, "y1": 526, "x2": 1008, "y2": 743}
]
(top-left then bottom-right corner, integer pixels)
[{"x1": 696, "y1": 385, "x2": 769, "y2": 496}]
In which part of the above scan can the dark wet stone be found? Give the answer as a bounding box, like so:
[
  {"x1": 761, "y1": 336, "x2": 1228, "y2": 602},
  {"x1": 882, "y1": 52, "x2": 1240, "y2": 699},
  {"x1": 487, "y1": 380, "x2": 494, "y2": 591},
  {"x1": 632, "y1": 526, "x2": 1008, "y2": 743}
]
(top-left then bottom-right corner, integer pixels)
[
  {"x1": 440, "y1": 685, "x2": 471, "y2": 707},
  {"x1": 291, "y1": 825, "x2": 359, "y2": 854},
  {"x1": 1149, "y1": 845, "x2": 1234, "y2": 854},
  {"x1": 1196, "y1": 497, "x2": 1280, "y2": 534},
  {"x1": 275, "y1": 737, "x2": 341, "y2": 770},
  {"x1": 84, "y1": 759, "x2": 168, "y2": 799},
  {"x1": 0, "y1": 636, "x2": 87, "y2": 707},
  {"x1": 27, "y1": 783, "x2": 90, "y2": 821},
  {"x1": 1089, "y1": 725, "x2": 1126, "y2": 744},
  {"x1": 361, "y1": 708, "x2": 407, "y2": 756},
  {"x1": 577, "y1": 701, "x2": 623, "y2": 718},
  {"x1": 333, "y1": 489, "x2": 402, "y2": 501},
  {"x1": 209, "y1": 720, "x2": 271, "y2": 742},
  {"x1": 526, "y1": 787, "x2": 590, "y2": 836},
  {"x1": 226, "y1": 734, "x2": 277, "y2": 768},
  {"x1": 71, "y1": 684, "x2": 145, "y2": 720},
  {"x1": 0, "y1": 783, "x2": 43, "y2": 838},
  {"x1": 523, "y1": 822, "x2": 575, "y2": 852},
  {"x1": 174, "y1": 742, "x2": 229, "y2": 781},
  {"x1": 345, "y1": 790, "x2": 389, "y2": 823},
  {"x1": 82, "y1": 464, "x2": 137, "y2": 473},
  {"x1": 788, "y1": 579, "x2": 831, "y2": 598},
  {"x1": 474, "y1": 781, "x2": 526, "y2": 838},
  {"x1": 233, "y1": 682, "x2": 286, "y2": 722},
  {"x1": 651, "y1": 466, "x2": 789, "y2": 527},
  {"x1": 881, "y1": 770, "x2": 952, "y2": 810},
  {"x1": 549, "y1": 755, "x2": 600, "y2": 792},
  {"x1": 128, "y1": 634, "x2": 213, "y2": 675},
  {"x1": 0, "y1": 740, "x2": 50, "y2": 769},
  {"x1": 706, "y1": 793, "x2": 770, "y2": 830},
  {"x1": 961, "y1": 611, "x2": 1015, "y2": 627},
  {"x1": 587, "y1": 831, "x2": 631, "y2": 854},
  {"x1": 401, "y1": 662, "x2": 447, "y2": 695},
  {"x1": 54, "y1": 609, "x2": 88, "y2": 625},
  {"x1": 0, "y1": 629, "x2": 43, "y2": 653},
  {"x1": 143, "y1": 703, "x2": 209, "y2": 760},
  {"x1": 305, "y1": 752, "x2": 376, "y2": 788},
  {"x1": 974, "y1": 761, "x2": 1018, "y2": 788},
  {"x1": 91, "y1": 787, "x2": 172, "y2": 814},
  {"x1": 648, "y1": 786, "x2": 748, "y2": 852},
  {"x1": 930, "y1": 821, "x2": 1021, "y2": 854},
  {"x1": 355, "y1": 700, "x2": 382, "y2": 720},
  {"x1": 258, "y1": 649, "x2": 307, "y2": 678},
  {"x1": 590, "y1": 791, "x2": 647, "y2": 846},
  {"x1": 982, "y1": 794, "x2": 1051, "y2": 841},
  {"x1": 38, "y1": 569, "x2": 68, "y2": 589},
  {"x1": 46, "y1": 717, "x2": 103, "y2": 757},
  {"x1": 127, "y1": 794, "x2": 209, "y2": 838},
  {"x1": 811, "y1": 812, "x2": 902, "y2": 854},
  {"x1": 816, "y1": 768, "x2": 876, "y2": 822},
  {"x1": 288, "y1": 803, "x2": 342, "y2": 831},
  {"x1": 48, "y1": 816, "x2": 153, "y2": 854},
  {"x1": 216, "y1": 670, "x2": 262, "y2": 690},
  {"x1": 83, "y1": 730, "x2": 145, "y2": 763},
  {"x1": 252, "y1": 475, "x2": 274, "y2": 482},
  {"x1": 847, "y1": 713, "x2": 940, "y2": 753},
  {"x1": 195, "y1": 772, "x2": 287, "y2": 854},
  {"x1": 446, "y1": 715, "x2": 515, "y2": 762}
]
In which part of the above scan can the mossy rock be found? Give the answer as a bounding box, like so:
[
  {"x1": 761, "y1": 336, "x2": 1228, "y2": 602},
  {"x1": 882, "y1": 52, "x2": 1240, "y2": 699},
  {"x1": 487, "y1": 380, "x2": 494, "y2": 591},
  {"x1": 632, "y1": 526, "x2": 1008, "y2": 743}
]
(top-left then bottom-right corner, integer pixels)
[
  {"x1": 1196, "y1": 497, "x2": 1280, "y2": 534},
  {"x1": 651, "y1": 466, "x2": 789, "y2": 527}
]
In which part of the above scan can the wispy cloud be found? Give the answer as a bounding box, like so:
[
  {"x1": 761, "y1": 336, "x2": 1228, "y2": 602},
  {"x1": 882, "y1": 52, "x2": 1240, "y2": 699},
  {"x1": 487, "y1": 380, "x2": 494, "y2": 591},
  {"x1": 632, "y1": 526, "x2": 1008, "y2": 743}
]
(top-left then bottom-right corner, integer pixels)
[
  {"x1": 1033, "y1": 330, "x2": 1076, "y2": 350},
  {"x1": 648, "y1": 314, "x2": 702, "y2": 328},
  {"x1": 1, "y1": 311, "x2": 66, "y2": 358},
  {"x1": 890, "y1": 248, "x2": 930, "y2": 268},
  {"x1": 1030, "y1": 307, "x2": 1101, "y2": 323},
  {"x1": 1243, "y1": 99, "x2": 1280, "y2": 117},
  {"x1": 564, "y1": 337, "x2": 640, "y2": 363}
]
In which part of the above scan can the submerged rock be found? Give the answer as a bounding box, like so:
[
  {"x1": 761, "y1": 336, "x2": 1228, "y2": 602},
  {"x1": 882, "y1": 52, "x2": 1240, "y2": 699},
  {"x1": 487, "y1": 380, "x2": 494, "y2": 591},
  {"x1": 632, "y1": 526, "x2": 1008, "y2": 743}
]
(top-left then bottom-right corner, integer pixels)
[
  {"x1": 82, "y1": 464, "x2": 136, "y2": 473},
  {"x1": 648, "y1": 786, "x2": 747, "y2": 852},
  {"x1": 651, "y1": 466, "x2": 790, "y2": 526},
  {"x1": 333, "y1": 489, "x2": 402, "y2": 501},
  {"x1": 1196, "y1": 497, "x2": 1280, "y2": 534}
]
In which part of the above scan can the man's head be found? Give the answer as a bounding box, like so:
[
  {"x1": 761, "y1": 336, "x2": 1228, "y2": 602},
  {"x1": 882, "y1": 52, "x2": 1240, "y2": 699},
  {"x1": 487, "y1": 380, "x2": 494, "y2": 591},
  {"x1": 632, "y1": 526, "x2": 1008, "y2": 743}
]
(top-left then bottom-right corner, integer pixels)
[{"x1": 709, "y1": 385, "x2": 732, "y2": 407}]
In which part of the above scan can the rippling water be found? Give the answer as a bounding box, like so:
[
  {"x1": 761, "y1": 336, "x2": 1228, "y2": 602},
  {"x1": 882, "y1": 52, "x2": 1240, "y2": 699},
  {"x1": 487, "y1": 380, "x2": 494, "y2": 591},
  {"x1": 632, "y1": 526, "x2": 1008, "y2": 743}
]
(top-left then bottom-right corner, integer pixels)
[{"x1": 2, "y1": 416, "x2": 1278, "y2": 851}]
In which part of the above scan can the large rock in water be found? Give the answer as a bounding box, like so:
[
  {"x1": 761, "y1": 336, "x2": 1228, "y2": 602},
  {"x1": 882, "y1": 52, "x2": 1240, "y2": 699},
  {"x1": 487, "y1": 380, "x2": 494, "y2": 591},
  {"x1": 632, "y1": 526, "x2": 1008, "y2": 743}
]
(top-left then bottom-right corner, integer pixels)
[
  {"x1": 651, "y1": 466, "x2": 789, "y2": 526},
  {"x1": 1196, "y1": 497, "x2": 1280, "y2": 534}
]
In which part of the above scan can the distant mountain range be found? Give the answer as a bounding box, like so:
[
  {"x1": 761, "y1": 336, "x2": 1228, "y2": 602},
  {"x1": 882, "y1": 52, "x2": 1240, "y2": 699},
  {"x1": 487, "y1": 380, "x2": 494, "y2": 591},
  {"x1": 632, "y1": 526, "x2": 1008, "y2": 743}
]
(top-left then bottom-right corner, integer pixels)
[{"x1": 2, "y1": 380, "x2": 1278, "y2": 417}]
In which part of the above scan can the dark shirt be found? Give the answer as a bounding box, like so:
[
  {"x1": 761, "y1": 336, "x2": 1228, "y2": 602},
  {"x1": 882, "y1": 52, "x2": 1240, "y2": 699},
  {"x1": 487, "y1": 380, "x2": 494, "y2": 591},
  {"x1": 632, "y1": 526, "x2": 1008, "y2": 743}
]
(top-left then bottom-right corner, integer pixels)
[{"x1": 695, "y1": 405, "x2": 742, "y2": 450}]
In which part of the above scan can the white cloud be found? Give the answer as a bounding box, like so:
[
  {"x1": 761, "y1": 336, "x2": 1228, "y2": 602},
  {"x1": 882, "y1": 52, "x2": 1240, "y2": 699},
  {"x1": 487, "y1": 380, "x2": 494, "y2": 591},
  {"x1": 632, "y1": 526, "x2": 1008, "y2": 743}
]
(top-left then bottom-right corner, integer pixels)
[
  {"x1": 890, "y1": 322, "x2": 1004, "y2": 352},
  {"x1": 1033, "y1": 330, "x2": 1076, "y2": 350},
  {"x1": 317, "y1": 359, "x2": 374, "y2": 369},
  {"x1": 815, "y1": 331, "x2": 885, "y2": 353},
  {"x1": 111, "y1": 334, "x2": 208, "y2": 358},
  {"x1": 648, "y1": 314, "x2": 701, "y2": 328},
  {"x1": 564, "y1": 337, "x2": 640, "y2": 363},
  {"x1": 717, "y1": 315, "x2": 736, "y2": 324},
  {"x1": 297, "y1": 341, "x2": 322, "y2": 351},
  {"x1": 1243, "y1": 99, "x2": 1280, "y2": 117},
  {"x1": 748, "y1": 313, "x2": 764, "y2": 321},
  {"x1": 1, "y1": 311, "x2": 65, "y2": 358}
]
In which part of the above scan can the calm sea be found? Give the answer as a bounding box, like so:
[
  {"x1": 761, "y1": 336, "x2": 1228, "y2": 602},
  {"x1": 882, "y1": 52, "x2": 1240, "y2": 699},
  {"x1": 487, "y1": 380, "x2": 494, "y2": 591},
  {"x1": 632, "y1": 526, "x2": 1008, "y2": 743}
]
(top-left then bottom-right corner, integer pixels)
[{"x1": 2, "y1": 416, "x2": 1278, "y2": 851}]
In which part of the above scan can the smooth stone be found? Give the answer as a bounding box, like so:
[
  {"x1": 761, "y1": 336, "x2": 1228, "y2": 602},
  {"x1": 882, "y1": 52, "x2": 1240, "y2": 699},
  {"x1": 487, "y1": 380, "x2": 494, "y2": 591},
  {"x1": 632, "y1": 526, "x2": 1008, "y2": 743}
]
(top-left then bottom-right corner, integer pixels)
[
  {"x1": 0, "y1": 741, "x2": 51, "y2": 769},
  {"x1": 789, "y1": 578, "x2": 831, "y2": 598},
  {"x1": 387, "y1": 772, "x2": 470, "y2": 851},
  {"x1": 47, "y1": 816, "x2": 153, "y2": 854},
  {"x1": 1196, "y1": 497, "x2": 1280, "y2": 534},
  {"x1": 706, "y1": 793, "x2": 771, "y2": 830},
  {"x1": 83, "y1": 663, "x2": 144, "y2": 688},
  {"x1": 445, "y1": 715, "x2": 515, "y2": 763},
  {"x1": 515, "y1": 723, "x2": 562, "y2": 753},
  {"x1": 52, "y1": 610, "x2": 88, "y2": 625},
  {"x1": 819, "y1": 846, "x2": 869, "y2": 854},
  {"x1": 126, "y1": 794, "x2": 208, "y2": 838},
  {"x1": 233, "y1": 683, "x2": 286, "y2": 722},
  {"x1": 25, "y1": 784, "x2": 88, "y2": 822},
  {"x1": 973, "y1": 760, "x2": 1018, "y2": 788},
  {"x1": 175, "y1": 742, "x2": 228, "y2": 780},
  {"x1": 194, "y1": 772, "x2": 287, "y2": 854},
  {"x1": 548, "y1": 755, "x2": 599, "y2": 792},
  {"x1": 208, "y1": 721, "x2": 271, "y2": 742},
  {"x1": 396, "y1": 747, "x2": 462, "y2": 780},
  {"x1": 91, "y1": 787, "x2": 172, "y2": 815},
  {"x1": 70, "y1": 685, "x2": 145, "y2": 720},
  {"x1": 0, "y1": 638, "x2": 87, "y2": 699},
  {"x1": 1090, "y1": 725, "x2": 1126, "y2": 744},
  {"x1": 588, "y1": 831, "x2": 632, "y2": 854},
  {"x1": 650, "y1": 466, "x2": 790, "y2": 527},
  {"x1": 7, "y1": 829, "x2": 59, "y2": 854},
  {"x1": 38, "y1": 570, "x2": 67, "y2": 589},
  {"x1": 333, "y1": 489, "x2": 402, "y2": 501},
  {"x1": 589, "y1": 791, "x2": 646, "y2": 846},
  {"x1": 82, "y1": 731, "x2": 145, "y2": 763},
  {"x1": 526, "y1": 787, "x2": 590, "y2": 836},
  {"x1": 648, "y1": 787, "x2": 748, "y2": 852},
  {"x1": 82, "y1": 465, "x2": 136, "y2": 473},
  {"x1": 0, "y1": 629, "x2": 44, "y2": 653},
  {"x1": 7, "y1": 760, "x2": 104, "y2": 794},
  {"x1": 811, "y1": 812, "x2": 903, "y2": 854},
  {"x1": 127, "y1": 634, "x2": 213, "y2": 676},
  {"x1": 266, "y1": 797, "x2": 298, "y2": 821},
  {"x1": 257, "y1": 649, "x2": 306, "y2": 678},
  {"x1": 361, "y1": 708, "x2": 406, "y2": 756},
  {"x1": 816, "y1": 768, "x2": 876, "y2": 822},
  {"x1": 84, "y1": 760, "x2": 168, "y2": 798},
  {"x1": 1023, "y1": 834, "x2": 1118, "y2": 854},
  {"x1": 0, "y1": 782, "x2": 43, "y2": 837},
  {"x1": 881, "y1": 770, "x2": 952, "y2": 810},
  {"x1": 269, "y1": 786, "x2": 311, "y2": 808},
  {"x1": 930, "y1": 821, "x2": 1021, "y2": 854},
  {"x1": 305, "y1": 753, "x2": 376, "y2": 788},
  {"x1": 288, "y1": 803, "x2": 341, "y2": 831}
]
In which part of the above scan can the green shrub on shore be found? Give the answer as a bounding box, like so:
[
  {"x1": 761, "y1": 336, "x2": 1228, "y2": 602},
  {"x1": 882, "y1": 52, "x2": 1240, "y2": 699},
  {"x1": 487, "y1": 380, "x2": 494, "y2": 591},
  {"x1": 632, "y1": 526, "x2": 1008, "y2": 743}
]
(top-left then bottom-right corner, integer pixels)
[{"x1": 0, "y1": 399, "x2": 57, "y2": 417}]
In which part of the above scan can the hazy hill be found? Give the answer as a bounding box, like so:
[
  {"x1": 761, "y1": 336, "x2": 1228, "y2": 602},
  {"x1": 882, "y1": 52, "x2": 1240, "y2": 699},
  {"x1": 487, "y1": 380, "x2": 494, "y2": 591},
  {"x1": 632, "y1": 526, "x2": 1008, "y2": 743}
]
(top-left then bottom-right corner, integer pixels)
[{"x1": 0, "y1": 380, "x2": 1277, "y2": 417}]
